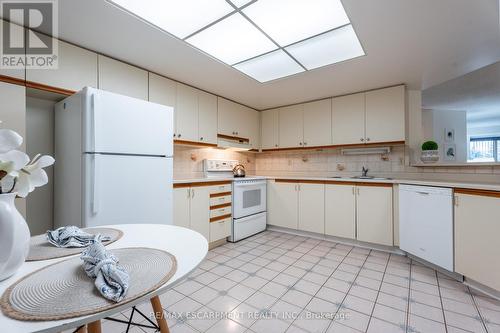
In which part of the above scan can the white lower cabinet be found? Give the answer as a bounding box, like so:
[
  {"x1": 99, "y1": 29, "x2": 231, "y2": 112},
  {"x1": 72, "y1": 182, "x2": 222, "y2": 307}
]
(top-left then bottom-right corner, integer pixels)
[
  {"x1": 268, "y1": 180, "x2": 394, "y2": 247},
  {"x1": 173, "y1": 187, "x2": 190, "y2": 229},
  {"x1": 356, "y1": 185, "x2": 393, "y2": 246},
  {"x1": 190, "y1": 186, "x2": 211, "y2": 241},
  {"x1": 210, "y1": 217, "x2": 231, "y2": 243},
  {"x1": 267, "y1": 181, "x2": 298, "y2": 229},
  {"x1": 325, "y1": 184, "x2": 356, "y2": 239},
  {"x1": 455, "y1": 192, "x2": 500, "y2": 291},
  {"x1": 173, "y1": 184, "x2": 232, "y2": 243},
  {"x1": 298, "y1": 183, "x2": 325, "y2": 234}
]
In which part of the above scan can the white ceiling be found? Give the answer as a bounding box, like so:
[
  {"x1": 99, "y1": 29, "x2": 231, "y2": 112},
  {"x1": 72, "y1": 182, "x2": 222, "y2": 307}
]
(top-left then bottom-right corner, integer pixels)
[{"x1": 16, "y1": 0, "x2": 500, "y2": 109}]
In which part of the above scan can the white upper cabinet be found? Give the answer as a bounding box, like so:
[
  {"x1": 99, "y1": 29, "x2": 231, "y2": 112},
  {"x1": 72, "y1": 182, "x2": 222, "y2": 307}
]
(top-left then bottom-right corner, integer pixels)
[
  {"x1": 217, "y1": 97, "x2": 260, "y2": 147},
  {"x1": 218, "y1": 97, "x2": 241, "y2": 137},
  {"x1": 303, "y1": 99, "x2": 332, "y2": 147},
  {"x1": 240, "y1": 104, "x2": 260, "y2": 148},
  {"x1": 279, "y1": 104, "x2": 304, "y2": 148},
  {"x1": 98, "y1": 55, "x2": 148, "y2": 100},
  {"x1": 365, "y1": 85, "x2": 405, "y2": 143},
  {"x1": 332, "y1": 93, "x2": 366, "y2": 145},
  {"x1": 27, "y1": 39, "x2": 97, "y2": 91},
  {"x1": 175, "y1": 83, "x2": 199, "y2": 142},
  {"x1": 198, "y1": 90, "x2": 218, "y2": 144},
  {"x1": 0, "y1": 20, "x2": 24, "y2": 80},
  {"x1": 261, "y1": 109, "x2": 279, "y2": 149},
  {"x1": 148, "y1": 73, "x2": 176, "y2": 108}
]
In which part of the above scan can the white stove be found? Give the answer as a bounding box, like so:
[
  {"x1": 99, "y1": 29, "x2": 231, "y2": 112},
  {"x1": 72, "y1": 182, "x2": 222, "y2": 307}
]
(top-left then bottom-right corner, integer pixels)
[{"x1": 203, "y1": 159, "x2": 267, "y2": 242}]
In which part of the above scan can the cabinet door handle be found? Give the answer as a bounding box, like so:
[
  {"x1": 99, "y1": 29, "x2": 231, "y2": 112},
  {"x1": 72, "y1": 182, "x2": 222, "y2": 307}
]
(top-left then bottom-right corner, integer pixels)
[
  {"x1": 366, "y1": 138, "x2": 370, "y2": 142},
  {"x1": 191, "y1": 188, "x2": 195, "y2": 198},
  {"x1": 178, "y1": 134, "x2": 182, "y2": 138},
  {"x1": 360, "y1": 138, "x2": 365, "y2": 142},
  {"x1": 200, "y1": 137, "x2": 204, "y2": 141},
  {"x1": 352, "y1": 187, "x2": 355, "y2": 195},
  {"x1": 299, "y1": 142, "x2": 303, "y2": 145},
  {"x1": 275, "y1": 144, "x2": 278, "y2": 147},
  {"x1": 304, "y1": 142, "x2": 307, "y2": 146},
  {"x1": 454, "y1": 195, "x2": 459, "y2": 206}
]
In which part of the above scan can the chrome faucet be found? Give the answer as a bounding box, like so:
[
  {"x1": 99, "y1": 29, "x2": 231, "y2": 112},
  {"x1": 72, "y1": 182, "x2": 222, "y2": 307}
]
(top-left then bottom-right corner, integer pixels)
[{"x1": 361, "y1": 166, "x2": 369, "y2": 177}]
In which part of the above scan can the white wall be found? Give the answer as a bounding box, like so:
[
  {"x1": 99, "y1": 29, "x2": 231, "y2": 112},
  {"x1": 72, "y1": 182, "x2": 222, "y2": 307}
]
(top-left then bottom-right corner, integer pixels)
[{"x1": 422, "y1": 109, "x2": 468, "y2": 163}]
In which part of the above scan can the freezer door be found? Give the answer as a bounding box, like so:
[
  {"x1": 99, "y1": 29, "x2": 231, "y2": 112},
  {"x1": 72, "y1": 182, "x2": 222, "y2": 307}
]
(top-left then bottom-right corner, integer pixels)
[
  {"x1": 83, "y1": 88, "x2": 173, "y2": 156},
  {"x1": 84, "y1": 154, "x2": 173, "y2": 227}
]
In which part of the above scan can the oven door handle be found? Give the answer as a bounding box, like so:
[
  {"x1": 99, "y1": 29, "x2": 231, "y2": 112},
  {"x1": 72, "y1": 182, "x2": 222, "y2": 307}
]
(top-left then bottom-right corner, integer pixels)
[{"x1": 234, "y1": 182, "x2": 266, "y2": 188}]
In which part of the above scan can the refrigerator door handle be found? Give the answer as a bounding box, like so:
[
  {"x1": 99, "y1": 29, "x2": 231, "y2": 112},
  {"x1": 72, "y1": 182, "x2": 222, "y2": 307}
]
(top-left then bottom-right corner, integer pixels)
[
  {"x1": 91, "y1": 93, "x2": 99, "y2": 152},
  {"x1": 92, "y1": 154, "x2": 101, "y2": 215}
]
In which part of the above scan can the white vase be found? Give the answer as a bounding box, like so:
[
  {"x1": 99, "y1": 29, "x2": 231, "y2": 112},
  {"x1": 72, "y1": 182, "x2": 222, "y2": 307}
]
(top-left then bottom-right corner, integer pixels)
[{"x1": 0, "y1": 193, "x2": 30, "y2": 281}]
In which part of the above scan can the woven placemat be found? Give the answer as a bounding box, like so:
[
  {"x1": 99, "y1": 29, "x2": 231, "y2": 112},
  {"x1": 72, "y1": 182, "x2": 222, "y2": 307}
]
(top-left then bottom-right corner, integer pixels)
[
  {"x1": 1, "y1": 247, "x2": 177, "y2": 321},
  {"x1": 27, "y1": 228, "x2": 124, "y2": 261}
]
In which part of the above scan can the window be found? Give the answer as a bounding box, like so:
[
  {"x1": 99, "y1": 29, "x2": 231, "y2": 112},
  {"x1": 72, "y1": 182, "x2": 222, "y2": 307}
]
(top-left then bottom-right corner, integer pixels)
[{"x1": 469, "y1": 137, "x2": 500, "y2": 162}]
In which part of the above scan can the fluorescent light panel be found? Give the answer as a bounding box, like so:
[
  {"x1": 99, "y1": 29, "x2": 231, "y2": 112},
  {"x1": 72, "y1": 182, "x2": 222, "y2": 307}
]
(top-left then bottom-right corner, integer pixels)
[
  {"x1": 109, "y1": 0, "x2": 234, "y2": 39},
  {"x1": 242, "y1": 0, "x2": 350, "y2": 46},
  {"x1": 286, "y1": 25, "x2": 365, "y2": 70},
  {"x1": 234, "y1": 50, "x2": 304, "y2": 82},
  {"x1": 108, "y1": 0, "x2": 364, "y2": 82},
  {"x1": 186, "y1": 13, "x2": 277, "y2": 65}
]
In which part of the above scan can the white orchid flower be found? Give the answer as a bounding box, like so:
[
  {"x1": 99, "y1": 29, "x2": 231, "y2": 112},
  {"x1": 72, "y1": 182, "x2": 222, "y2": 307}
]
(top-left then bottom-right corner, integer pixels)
[
  {"x1": 0, "y1": 150, "x2": 30, "y2": 177},
  {"x1": 14, "y1": 154, "x2": 55, "y2": 197},
  {"x1": 0, "y1": 129, "x2": 23, "y2": 153}
]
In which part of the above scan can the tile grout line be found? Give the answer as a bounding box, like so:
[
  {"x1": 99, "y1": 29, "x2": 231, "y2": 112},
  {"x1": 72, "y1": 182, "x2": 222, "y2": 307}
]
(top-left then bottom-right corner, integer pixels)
[
  {"x1": 435, "y1": 270, "x2": 449, "y2": 333},
  {"x1": 322, "y1": 248, "x2": 373, "y2": 333},
  {"x1": 468, "y1": 285, "x2": 490, "y2": 333},
  {"x1": 287, "y1": 244, "x2": 359, "y2": 333},
  {"x1": 405, "y1": 258, "x2": 413, "y2": 333},
  {"x1": 363, "y1": 251, "x2": 391, "y2": 332},
  {"x1": 194, "y1": 233, "x2": 336, "y2": 332}
]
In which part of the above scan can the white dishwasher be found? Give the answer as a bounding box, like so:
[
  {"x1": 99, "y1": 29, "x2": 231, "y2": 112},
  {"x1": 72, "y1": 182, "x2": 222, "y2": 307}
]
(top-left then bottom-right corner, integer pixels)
[{"x1": 399, "y1": 185, "x2": 454, "y2": 271}]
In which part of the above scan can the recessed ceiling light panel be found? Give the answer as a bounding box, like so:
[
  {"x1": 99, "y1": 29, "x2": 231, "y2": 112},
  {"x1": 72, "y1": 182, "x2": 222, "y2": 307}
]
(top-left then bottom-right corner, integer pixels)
[
  {"x1": 185, "y1": 13, "x2": 277, "y2": 65},
  {"x1": 285, "y1": 25, "x2": 365, "y2": 70},
  {"x1": 108, "y1": 0, "x2": 364, "y2": 82},
  {"x1": 234, "y1": 50, "x2": 304, "y2": 82},
  {"x1": 242, "y1": 0, "x2": 350, "y2": 46},
  {"x1": 109, "y1": 0, "x2": 234, "y2": 39}
]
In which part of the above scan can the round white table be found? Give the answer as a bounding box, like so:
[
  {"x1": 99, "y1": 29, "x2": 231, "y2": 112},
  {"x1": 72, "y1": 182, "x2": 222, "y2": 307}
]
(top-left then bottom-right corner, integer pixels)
[{"x1": 0, "y1": 224, "x2": 208, "y2": 333}]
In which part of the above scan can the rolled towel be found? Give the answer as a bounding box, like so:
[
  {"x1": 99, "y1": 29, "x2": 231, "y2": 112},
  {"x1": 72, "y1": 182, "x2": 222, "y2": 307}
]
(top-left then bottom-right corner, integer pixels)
[
  {"x1": 80, "y1": 240, "x2": 129, "y2": 302},
  {"x1": 47, "y1": 226, "x2": 111, "y2": 248}
]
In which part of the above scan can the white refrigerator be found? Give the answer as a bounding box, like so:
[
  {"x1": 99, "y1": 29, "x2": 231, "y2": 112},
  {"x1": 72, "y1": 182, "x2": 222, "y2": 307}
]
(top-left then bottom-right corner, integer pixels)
[{"x1": 54, "y1": 87, "x2": 174, "y2": 228}]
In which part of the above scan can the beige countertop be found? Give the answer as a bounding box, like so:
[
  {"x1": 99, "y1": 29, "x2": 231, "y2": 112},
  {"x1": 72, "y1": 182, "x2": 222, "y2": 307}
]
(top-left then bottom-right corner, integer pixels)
[{"x1": 173, "y1": 175, "x2": 500, "y2": 191}]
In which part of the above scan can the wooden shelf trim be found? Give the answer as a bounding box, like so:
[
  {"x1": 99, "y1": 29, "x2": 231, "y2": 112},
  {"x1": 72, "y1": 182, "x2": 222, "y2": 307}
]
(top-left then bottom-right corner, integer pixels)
[
  {"x1": 275, "y1": 178, "x2": 393, "y2": 187},
  {"x1": 217, "y1": 133, "x2": 250, "y2": 143},
  {"x1": 174, "y1": 139, "x2": 218, "y2": 148},
  {"x1": 210, "y1": 191, "x2": 232, "y2": 198},
  {"x1": 210, "y1": 202, "x2": 232, "y2": 210},
  {"x1": 173, "y1": 181, "x2": 231, "y2": 189},
  {"x1": 262, "y1": 141, "x2": 405, "y2": 152},
  {"x1": 455, "y1": 188, "x2": 500, "y2": 198},
  {"x1": 210, "y1": 214, "x2": 232, "y2": 223},
  {"x1": 0, "y1": 75, "x2": 78, "y2": 96}
]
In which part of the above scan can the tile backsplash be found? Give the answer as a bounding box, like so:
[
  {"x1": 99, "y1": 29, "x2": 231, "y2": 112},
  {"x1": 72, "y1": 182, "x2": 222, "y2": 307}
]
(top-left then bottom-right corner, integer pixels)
[
  {"x1": 174, "y1": 145, "x2": 500, "y2": 183},
  {"x1": 173, "y1": 145, "x2": 256, "y2": 179}
]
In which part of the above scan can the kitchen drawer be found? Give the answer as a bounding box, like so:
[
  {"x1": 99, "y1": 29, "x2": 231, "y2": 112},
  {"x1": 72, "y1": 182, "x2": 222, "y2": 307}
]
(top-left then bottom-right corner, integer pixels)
[
  {"x1": 210, "y1": 217, "x2": 231, "y2": 242},
  {"x1": 209, "y1": 184, "x2": 232, "y2": 194},
  {"x1": 210, "y1": 205, "x2": 232, "y2": 218},
  {"x1": 210, "y1": 195, "x2": 232, "y2": 206}
]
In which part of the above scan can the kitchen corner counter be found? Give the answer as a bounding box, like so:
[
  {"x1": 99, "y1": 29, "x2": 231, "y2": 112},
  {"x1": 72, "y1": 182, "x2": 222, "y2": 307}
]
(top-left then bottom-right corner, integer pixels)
[{"x1": 174, "y1": 175, "x2": 500, "y2": 192}]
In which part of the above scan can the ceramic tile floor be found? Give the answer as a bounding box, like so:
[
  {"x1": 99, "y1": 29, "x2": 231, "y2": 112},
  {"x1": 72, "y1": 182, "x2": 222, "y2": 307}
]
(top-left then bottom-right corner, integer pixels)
[{"x1": 87, "y1": 231, "x2": 500, "y2": 333}]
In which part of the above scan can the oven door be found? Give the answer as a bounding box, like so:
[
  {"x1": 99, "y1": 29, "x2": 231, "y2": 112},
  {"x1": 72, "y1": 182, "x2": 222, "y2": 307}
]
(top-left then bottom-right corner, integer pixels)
[{"x1": 233, "y1": 179, "x2": 267, "y2": 219}]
